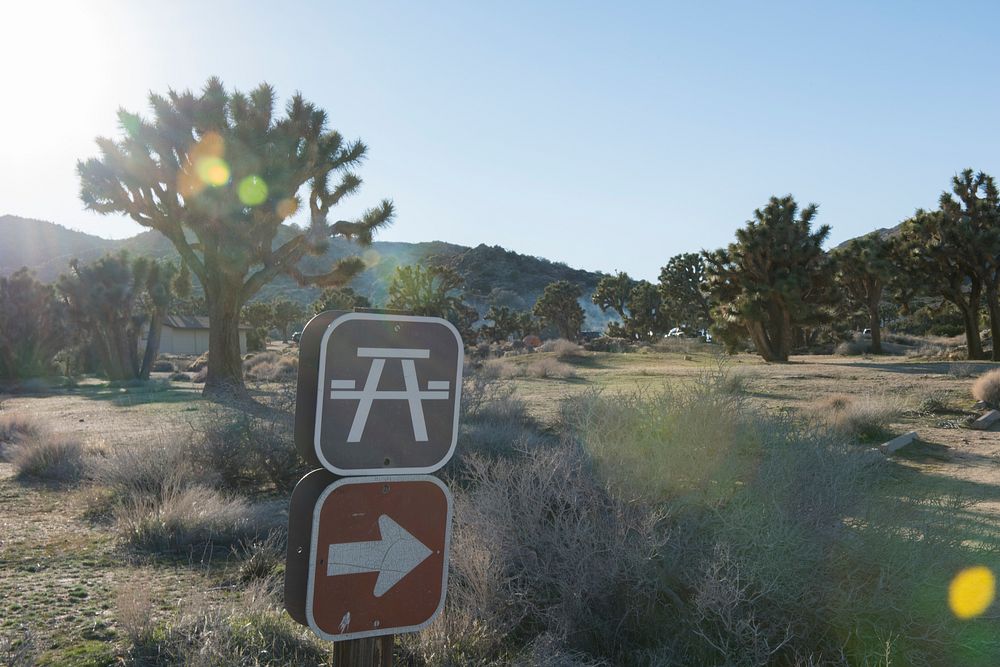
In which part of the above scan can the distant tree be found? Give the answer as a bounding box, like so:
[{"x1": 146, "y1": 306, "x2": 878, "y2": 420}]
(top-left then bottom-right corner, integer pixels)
[
  {"x1": 58, "y1": 253, "x2": 185, "y2": 380},
  {"x1": 893, "y1": 209, "x2": 986, "y2": 359},
  {"x1": 137, "y1": 260, "x2": 191, "y2": 378},
  {"x1": 387, "y1": 265, "x2": 479, "y2": 342},
  {"x1": 313, "y1": 286, "x2": 371, "y2": 314},
  {"x1": 658, "y1": 253, "x2": 711, "y2": 333},
  {"x1": 533, "y1": 280, "x2": 584, "y2": 340},
  {"x1": 171, "y1": 295, "x2": 208, "y2": 317},
  {"x1": 270, "y1": 298, "x2": 306, "y2": 343},
  {"x1": 483, "y1": 305, "x2": 535, "y2": 342},
  {"x1": 704, "y1": 196, "x2": 835, "y2": 362},
  {"x1": 241, "y1": 301, "x2": 273, "y2": 352},
  {"x1": 939, "y1": 170, "x2": 1000, "y2": 360},
  {"x1": 592, "y1": 271, "x2": 636, "y2": 322},
  {"x1": 0, "y1": 269, "x2": 67, "y2": 380},
  {"x1": 831, "y1": 233, "x2": 895, "y2": 354},
  {"x1": 625, "y1": 280, "x2": 664, "y2": 340},
  {"x1": 78, "y1": 78, "x2": 393, "y2": 396}
]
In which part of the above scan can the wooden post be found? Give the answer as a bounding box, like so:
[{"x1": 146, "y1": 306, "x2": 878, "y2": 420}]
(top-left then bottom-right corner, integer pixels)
[{"x1": 333, "y1": 636, "x2": 393, "y2": 666}]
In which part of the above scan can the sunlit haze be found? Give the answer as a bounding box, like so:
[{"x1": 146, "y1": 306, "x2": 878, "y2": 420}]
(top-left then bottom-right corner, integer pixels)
[{"x1": 3, "y1": 1, "x2": 1000, "y2": 279}]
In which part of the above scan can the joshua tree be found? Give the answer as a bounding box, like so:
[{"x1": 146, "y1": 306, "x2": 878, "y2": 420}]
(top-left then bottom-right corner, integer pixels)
[
  {"x1": 270, "y1": 298, "x2": 306, "y2": 342},
  {"x1": 387, "y1": 265, "x2": 479, "y2": 342},
  {"x1": 312, "y1": 286, "x2": 371, "y2": 314},
  {"x1": 704, "y1": 196, "x2": 835, "y2": 362},
  {"x1": 831, "y1": 232, "x2": 894, "y2": 354},
  {"x1": 592, "y1": 271, "x2": 636, "y2": 322},
  {"x1": 533, "y1": 280, "x2": 585, "y2": 340},
  {"x1": 658, "y1": 252, "x2": 712, "y2": 333},
  {"x1": 0, "y1": 269, "x2": 67, "y2": 380},
  {"x1": 78, "y1": 78, "x2": 393, "y2": 396}
]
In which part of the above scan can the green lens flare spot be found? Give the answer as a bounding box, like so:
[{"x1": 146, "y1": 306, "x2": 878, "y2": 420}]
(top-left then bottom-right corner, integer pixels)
[
  {"x1": 238, "y1": 175, "x2": 269, "y2": 205},
  {"x1": 196, "y1": 157, "x2": 230, "y2": 187}
]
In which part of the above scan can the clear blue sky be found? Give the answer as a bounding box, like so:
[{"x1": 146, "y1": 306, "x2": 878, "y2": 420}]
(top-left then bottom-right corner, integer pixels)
[{"x1": 3, "y1": 1, "x2": 999, "y2": 280}]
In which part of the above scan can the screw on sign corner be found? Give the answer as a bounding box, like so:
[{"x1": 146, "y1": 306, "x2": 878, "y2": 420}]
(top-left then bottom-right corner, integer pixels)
[{"x1": 333, "y1": 635, "x2": 394, "y2": 667}]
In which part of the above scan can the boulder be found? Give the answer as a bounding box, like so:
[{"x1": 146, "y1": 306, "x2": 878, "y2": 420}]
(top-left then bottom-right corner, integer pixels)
[
  {"x1": 880, "y1": 431, "x2": 918, "y2": 455},
  {"x1": 971, "y1": 410, "x2": 1000, "y2": 431}
]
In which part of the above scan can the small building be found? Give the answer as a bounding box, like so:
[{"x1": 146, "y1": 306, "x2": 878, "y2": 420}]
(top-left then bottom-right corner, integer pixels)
[{"x1": 154, "y1": 315, "x2": 248, "y2": 356}]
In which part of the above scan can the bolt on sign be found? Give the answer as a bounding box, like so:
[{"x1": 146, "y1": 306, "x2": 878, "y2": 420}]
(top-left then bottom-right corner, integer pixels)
[
  {"x1": 313, "y1": 312, "x2": 464, "y2": 475},
  {"x1": 303, "y1": 475, "x2": 452, "y2": 641}
]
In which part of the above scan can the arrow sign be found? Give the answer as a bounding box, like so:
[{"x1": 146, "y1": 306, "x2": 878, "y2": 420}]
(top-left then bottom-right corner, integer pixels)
[
  {"x1": 327, "y1": 514, "x2": 433, "y2": 597},
  {"x1": 304, "y1": 475, "x2": 452, "y2": 641}
]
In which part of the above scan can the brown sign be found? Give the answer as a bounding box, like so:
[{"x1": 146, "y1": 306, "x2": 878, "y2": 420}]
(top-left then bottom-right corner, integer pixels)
[
  {"x1": 313, "y1": 313, "x2": 463, "y2": 475},
  {"x1": 305, "y1": 475, "x2": 452, "y2": 641}
]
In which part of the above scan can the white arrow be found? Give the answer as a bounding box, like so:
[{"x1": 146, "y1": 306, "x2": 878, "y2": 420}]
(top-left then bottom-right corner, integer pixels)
[{"x1": 326, "y1": 514, "x2": 433, "y2": 597}]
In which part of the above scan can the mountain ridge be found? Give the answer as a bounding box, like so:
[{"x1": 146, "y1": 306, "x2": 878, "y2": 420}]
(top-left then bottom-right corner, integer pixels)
[{"x1": 0, "y1": 215, "x2": 610, "y2": 325}]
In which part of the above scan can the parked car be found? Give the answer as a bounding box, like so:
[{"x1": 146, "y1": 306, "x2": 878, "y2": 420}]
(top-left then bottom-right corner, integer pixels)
[
  {"x1": 666, "y1": 327, "x2": 685, "y2": 337},
  {"x1": 291, "y1": 331, "x2": 302, "y2": 343}
]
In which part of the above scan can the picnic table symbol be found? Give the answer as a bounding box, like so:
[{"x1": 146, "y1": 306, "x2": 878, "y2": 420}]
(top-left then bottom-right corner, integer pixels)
[{"x1": 328, "y1": 346, "x2": 450, "y2": 443}]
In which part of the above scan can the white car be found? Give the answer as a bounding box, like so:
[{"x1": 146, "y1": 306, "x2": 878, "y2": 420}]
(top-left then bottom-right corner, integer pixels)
[{"x1": 666, "y1": 327, "x2": 685, "y2": 337}]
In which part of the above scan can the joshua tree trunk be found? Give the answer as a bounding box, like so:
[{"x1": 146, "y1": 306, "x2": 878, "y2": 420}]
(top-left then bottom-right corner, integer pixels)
[
  {"x1": 985, "y1": 283, "x2": 1000, "y2": 362},
  {"x1": 139, "y1": 310, "x2": 164, "y2": 380},
  {"x1": 205, "y1": 285, "x2": 245, "y2": 398},
  {"x1": 867, "y1": 295, "x2": 882, "y2": 355}
]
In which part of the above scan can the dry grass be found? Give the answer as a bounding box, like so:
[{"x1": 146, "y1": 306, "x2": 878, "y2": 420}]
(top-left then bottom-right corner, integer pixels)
[
  {"x1": 244, "y1": 352, "x2": 298, "y2": 381},
  {"x1": 119, "y1": 577, "x2": 327, "y2": 666},
  {"x1": 808, "y1": 392, "x2": 905, "y2": 442},
  {"x1": 9, "y1": 433, "x2": 86, "y2": 483},
  {"x1": 116, "y1": 483, "x2": 279, "y2": 552},
  {"x1": 0, "y1": 412, "x2": 40, "y2": 446},
  {"x1": 972, "y1": 368, "x2": 1000, "y2": 407},
  {"x1": 539, "y1": 338, "x2": 586, "y2": 360},
  {"x1": 527, "y1": 357, "x2": 578, "y2": 379}
]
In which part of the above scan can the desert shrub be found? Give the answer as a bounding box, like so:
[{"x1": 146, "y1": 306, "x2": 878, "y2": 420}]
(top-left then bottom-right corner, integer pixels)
[
  {"x1": 560, "y1": 376, "x2": 764, "y2": 501},
  {"x1": 91, "y1": 438, "x2": 205, "y2": 499},
  {"x1": 9, "y1": 433, "x2": 86, "y2": 483},
  {"x1": 115, "y1": 579, "x2": 156, "y2": 645},
  {"x1": 152, "y1": 359, "x2": 175, "y2": 372},
  {"x1": 0, "y1": 627, "x2": 36, "y2": 667},
  {"x1": 835, "y1": 338, "x2": 870, "y2": 356},
  {"x1": 169, "y1": 371, "x2": 192, "y2": 382},
  {"x1": 0, "y1": 413, "x2": 40, "y2": 452},
  {"x1": 193, "y1": 408, "x2": 302, "y2": 491},
  {"x1": 234, "y1": 532, "x2": 285, "y2": 583},
  {"x1": 408, "y1": 444, "x2": 667, "y2": 664},
  {"x1": 244, "y1": 351, "x2": 298, "y2": 381},
  {"x1": 972, "y1": 368, "x2": 1000, "y2": 408},
  {"x1": 527, "y1": 358, "x2": 577, "y2": 379},
  {"x1": 117, "y1": 483, "x2": 279, "y2": 552},
  {"x1": 539, "y1": 338, "x2": 585, "y2": 359},
  {"x1": 808, "y1": 392, "x2": 904, "y2": 442}
]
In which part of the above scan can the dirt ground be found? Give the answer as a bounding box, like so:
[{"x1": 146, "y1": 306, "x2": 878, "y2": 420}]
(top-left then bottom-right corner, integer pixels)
[{"x1": 1, "y1": 349, "x2": 998, "y2": 663}]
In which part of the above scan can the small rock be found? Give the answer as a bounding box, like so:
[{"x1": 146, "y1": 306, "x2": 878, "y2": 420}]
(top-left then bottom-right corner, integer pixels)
[
  {"x1": 971, "y1": 409, "x2": 1000, "y2": 431},
  {"x1": 880, "y1": 431, "x2": 918, "y2": 454}
]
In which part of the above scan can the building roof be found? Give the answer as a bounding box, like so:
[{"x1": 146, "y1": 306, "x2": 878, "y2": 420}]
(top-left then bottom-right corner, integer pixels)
[{"x1": 163, "y1": 314, "x2": 251, "y2": 330}]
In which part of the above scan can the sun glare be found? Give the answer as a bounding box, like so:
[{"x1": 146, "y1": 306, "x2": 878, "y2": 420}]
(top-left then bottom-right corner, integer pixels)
[{"x1": 949, "y1": 566, "x2": 996, "y2": 620}]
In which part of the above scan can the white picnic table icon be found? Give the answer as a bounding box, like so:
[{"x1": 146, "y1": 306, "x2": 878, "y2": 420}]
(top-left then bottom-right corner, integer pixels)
[{"x1": 328, "y1": 347, "x2": 450, "y2": 442}]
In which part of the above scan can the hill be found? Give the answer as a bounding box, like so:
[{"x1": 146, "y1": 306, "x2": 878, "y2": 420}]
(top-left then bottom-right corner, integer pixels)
[{"x1": 0, "y1": 215, "x2": 610, "y2": 326}]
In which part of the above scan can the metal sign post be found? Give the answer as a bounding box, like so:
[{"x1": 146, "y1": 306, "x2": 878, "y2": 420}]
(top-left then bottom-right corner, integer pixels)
[{"x1": 286, "y1": 311, "x2": 463, "y2": 665}]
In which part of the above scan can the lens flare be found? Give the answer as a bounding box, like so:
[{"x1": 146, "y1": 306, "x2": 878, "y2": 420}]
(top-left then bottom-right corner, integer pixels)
[
  {"x1": 276, "y1": 197, "x2": 298, "y2": 219},
  {"x1": 949, "y1": 566, "x2": 995, "y2": 619},
  {"x1": 178, "y1": 131, "x2": 229, "y2": 197},
  {"x1": 196, "y1": 157, "x2": 230, "y2": 187},
  {"x1": 238, "y1": 175, "x2": 268, "y2": 205}
]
